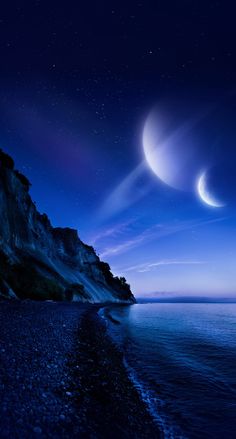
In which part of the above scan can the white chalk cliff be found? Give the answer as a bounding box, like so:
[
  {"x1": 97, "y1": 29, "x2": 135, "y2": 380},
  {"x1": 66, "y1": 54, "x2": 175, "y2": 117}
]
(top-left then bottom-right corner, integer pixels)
[{"x1": 0, "y1": 150, "x2": 135, "y2": 303}]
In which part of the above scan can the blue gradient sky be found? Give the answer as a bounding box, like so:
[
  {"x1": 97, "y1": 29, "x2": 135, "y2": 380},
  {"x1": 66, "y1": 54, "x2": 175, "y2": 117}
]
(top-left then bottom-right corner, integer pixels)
[{"x1": 0, "y1": 2, "x2": 236, "y2": 296}]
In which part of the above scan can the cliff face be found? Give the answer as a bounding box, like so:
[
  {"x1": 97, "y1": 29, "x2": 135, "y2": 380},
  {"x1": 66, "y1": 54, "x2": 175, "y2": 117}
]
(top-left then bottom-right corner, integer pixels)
[{"x1": 0, "y1": 150, "x2": 135, "y2": 303}]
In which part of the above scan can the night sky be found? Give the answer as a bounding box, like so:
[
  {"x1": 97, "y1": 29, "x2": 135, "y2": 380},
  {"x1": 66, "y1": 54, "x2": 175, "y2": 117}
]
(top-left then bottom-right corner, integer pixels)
[{"x1": 0, "y1": 1, "x2": 236, "y2": 296}]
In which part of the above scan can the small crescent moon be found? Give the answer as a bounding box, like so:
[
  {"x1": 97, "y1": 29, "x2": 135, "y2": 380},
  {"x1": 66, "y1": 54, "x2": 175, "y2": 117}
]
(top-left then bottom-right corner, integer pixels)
[{"x1": 197, "y1": 172, "x2": 225, "y2": 208}]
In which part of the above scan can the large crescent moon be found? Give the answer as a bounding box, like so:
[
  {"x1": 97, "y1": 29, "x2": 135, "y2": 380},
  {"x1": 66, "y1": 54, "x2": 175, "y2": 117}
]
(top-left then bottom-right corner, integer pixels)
[
  {"x1": 197, "y1": 172, "x2": 225, "y2": 208},
  {"x1": 142, "y1": 110, "x2": 205, "y2": 190},
  {"x1": 142, "y1": 113, "x2": 184, "y2": 189}
]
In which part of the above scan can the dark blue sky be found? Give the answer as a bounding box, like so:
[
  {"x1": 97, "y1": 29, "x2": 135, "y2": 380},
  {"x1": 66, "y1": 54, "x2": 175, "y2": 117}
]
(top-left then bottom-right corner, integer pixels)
[{"x1": 0, "y1": 1, "x2": 236, "y2": 296}]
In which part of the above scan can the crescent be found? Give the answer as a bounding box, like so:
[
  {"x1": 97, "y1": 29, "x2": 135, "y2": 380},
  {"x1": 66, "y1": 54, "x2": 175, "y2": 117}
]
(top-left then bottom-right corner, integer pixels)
[{"x1": 197, "y1": 172, "x2": 225, "y2": 208}]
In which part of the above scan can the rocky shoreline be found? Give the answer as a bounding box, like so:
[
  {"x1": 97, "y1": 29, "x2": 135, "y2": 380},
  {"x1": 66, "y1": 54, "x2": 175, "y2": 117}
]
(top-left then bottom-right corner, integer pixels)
[
  {"x1": 74, "y1": 307, "x2": 160, "y2": 438},
  {"x1": 0, "y1": 300, "x2": 160, "y2": 438}
]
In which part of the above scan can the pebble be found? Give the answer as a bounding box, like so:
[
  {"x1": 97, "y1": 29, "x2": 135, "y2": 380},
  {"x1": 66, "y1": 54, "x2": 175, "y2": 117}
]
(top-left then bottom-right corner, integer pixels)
[
  {"x1": 0, "y1": 302, "x2": 152, "y2": 437},
  {"x1": 60, "y1": 414, "x2": 66, "y2": 421},
  {"x1": 33, "y1": 426, "x2": 42, "y2": 434}
]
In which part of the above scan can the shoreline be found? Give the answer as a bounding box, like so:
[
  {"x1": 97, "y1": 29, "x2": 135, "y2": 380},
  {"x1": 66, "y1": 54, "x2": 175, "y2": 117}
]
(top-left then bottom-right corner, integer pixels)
[
  {"x1": 98, "y1": 304, "x2": 169, "y2": 435},
  {"x1": 0, "y1": 300, "x2": 161, "y2": 438},
  {"x1": 73, "y1": 305, "x2": 161, "y2": 438}
]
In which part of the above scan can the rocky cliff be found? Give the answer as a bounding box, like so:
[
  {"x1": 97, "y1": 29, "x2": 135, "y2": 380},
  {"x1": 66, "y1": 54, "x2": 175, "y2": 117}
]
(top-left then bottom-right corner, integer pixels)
[{"x1": 0, "y1": 149, "x2": 135, "y2": 303}]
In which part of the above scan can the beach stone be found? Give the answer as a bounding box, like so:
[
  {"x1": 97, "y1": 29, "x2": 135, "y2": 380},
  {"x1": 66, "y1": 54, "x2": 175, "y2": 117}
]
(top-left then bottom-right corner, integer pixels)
[
  {"x1": 0, "y1": 301, "x2": 160, "y2": 438},
  {"x1": 33, "y1": 426, "x2": 42, "y2": 434},
  {"x1": 60, "y1": 414, "x2": 66, "y2": 421}
]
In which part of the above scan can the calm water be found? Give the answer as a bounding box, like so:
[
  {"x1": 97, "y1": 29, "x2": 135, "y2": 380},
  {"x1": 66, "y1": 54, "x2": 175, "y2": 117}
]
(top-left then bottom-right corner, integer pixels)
[{"x1": 103, "y1": 303, "x2": 236, "y2": 439}]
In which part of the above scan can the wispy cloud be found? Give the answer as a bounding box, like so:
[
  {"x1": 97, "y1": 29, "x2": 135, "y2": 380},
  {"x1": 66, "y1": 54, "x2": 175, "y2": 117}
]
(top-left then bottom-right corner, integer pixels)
[
  {"x1": 99, "y1": 223, "x2": 163, "y2": 258},
  {"x1": 122, "y1": 259, "x2": 206, "y2": 273},
  {"x1": 89, "y1": 219, "x2": 135, "y2": 246},
  {"x1": 99, "y1": 216, "x2": 228, "y2": 259}
]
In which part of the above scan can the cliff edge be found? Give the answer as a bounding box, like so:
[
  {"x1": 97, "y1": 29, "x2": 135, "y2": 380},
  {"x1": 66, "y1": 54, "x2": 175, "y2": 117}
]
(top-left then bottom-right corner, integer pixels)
[{"x1": 0, "y1": 149, "x2": 135, "y2": 303}]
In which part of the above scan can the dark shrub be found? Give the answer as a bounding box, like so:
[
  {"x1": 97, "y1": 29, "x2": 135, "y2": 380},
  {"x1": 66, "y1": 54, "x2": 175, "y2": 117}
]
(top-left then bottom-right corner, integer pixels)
[
  {"x1": 65, "y1": 287, "x2": 74, "y2": 301},
  {"x1": 0, "y1": 277, "x2": 9, "y2": 297},
  {"x1": 39, "y1": 213, "x2": 51, "y2": 228},
  {"x1": 14, "y1": 170, "x2": 31, "y2": 190},
  {"x1": 98, "y1": 261, "x2": 113, "y2": 282},
  {"x1": 119, "y1": 276, "x2": 129, "y2": 286},
  {"x1": 97, "y1": 259, "x2": 132, "y2": 299},
  {"x1": 0, "y1": 250, "x2": 10, "y2": 268},
  {"x1": 83, "y1": 243, "x2": 95, "y2": 252},
  {"x1": 10, "y1": 263, "x2": 64, "y2": 300},
  {"x1": 65, "y1": 283, "x2": 90, "y2": 301},
  {"x1": 0, "y1": 149, "x2": 14, "y2": 169},
  {"x1": 0, "y1": 252, "x2": 63, "y2": 301}
]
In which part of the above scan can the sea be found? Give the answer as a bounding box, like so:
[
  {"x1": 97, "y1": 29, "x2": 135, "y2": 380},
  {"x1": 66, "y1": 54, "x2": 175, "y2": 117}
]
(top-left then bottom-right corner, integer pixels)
[{"x1": 101, "y1": 302, "x2": 236, "y2": 439}]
